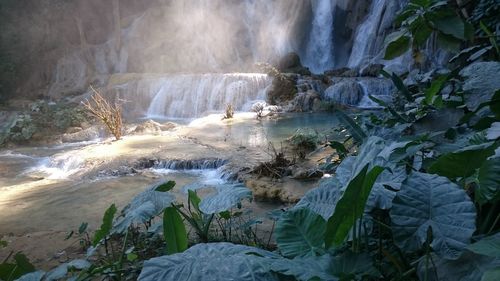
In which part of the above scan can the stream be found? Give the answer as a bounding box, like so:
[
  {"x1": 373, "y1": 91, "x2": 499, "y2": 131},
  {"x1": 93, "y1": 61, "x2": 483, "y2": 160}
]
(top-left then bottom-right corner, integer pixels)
[{"x1": 0, "y1": 112, "x2": 341, "y2": 236}]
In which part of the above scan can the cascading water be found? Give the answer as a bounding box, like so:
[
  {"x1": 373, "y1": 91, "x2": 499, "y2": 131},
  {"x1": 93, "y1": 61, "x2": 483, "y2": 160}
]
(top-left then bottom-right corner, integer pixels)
[
  {"x1": 303, "y1": 0, "x2": 336, "y2": 73},
  {"x1": 357, "y1": 78, "x2": 395, "y2": 108},
  {"x1": 348, "y1": 0, "x2": 407, "y2": 68},
  {"x1": 143, "y1": 73, "x2": 271, "y2": 119}
]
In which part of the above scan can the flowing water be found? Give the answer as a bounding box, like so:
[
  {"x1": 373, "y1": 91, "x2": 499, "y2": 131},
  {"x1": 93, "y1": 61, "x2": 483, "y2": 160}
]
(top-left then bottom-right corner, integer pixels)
[
  {"x1": 303, "y1": 0, "x2": 336, "y2": 73},
  {"x1": 0, "y1": 113, "x2": 341, "y2": 235}
]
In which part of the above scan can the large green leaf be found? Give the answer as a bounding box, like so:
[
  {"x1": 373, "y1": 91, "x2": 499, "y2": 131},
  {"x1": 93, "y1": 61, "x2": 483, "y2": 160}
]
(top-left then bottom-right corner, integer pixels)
[
  {"x1": 138, "y1": 243, "x2": 279, "y2": 281},
  {"x1": 275, "y1": 208, "x2": 326, "y2": 258},
  {"x1": 382, "y1": 70, "x2": 414, "y2": 102},
  {"x1": 113, "y1": 185, "x2": 175, "y2": 233},
  {"x1": 0, "y1": 253, "x2": 36, "y2": 281},
  {"x1": 199, "y1": 183, "x2": 252, "y2": 214},
  {"x1": 483, "y1": 267, "x2": 500, "y2": 281},
  {"x1": 335, "y1": 137, "x2": 386, "y2": 186},
  {"x1": 269, "y1": 251, "x2": 379, "y2": 281},
  {"x1": 43, "y1": 259, "x2": 90, "y2": 280},
  {"x1": 417, "y1": 251, "x2": 500, "y2": 281},
  {"x1": 434, "y1": 16, "x2": 466, "y2": 40},
  {"x1": 163, "y1": 207, "x2": 188, "y2": 255},
  {"x1": 468, "y1": 233, "x2": 500, "y2": 258},
  {"x1": 390, "y1": 172, "x2": 476, "y2": 259},
  {"x1": 268, "y1": 255, "x2": 337, "y2": 281},
  {"x1": 424, "y1": 74, "x2": 448, "y2": 105},
  {"x1": 429, "y1": 143, "x2": 496, "y2": 179},
  {"x1": 335, "y1": 137, "x2": 406, "y2": 211},
  {"x1": 325, "y1": 165, "x2": 384, "y2": 248},
  {"x1": 92, "y1": 204, "x2": 117, "y2": 246},
  {"x1": 384, "y1": 35, "x2": 411, "y2": 60},
  {"x1": 366, "y1": 166, "x2": 406, "y2": 210},
  {"x1": 155, "y1": 181, "x2": 176, "y2": 192},
  {"x1": 335, "y1": 111, "x2": 367, "y2": 144},
  {"x1": 477, "y1": 157, "x2": 500, "y2": 204},
  {"x1": 294, "y1": 178, "x2": 343, "y2": 220}
]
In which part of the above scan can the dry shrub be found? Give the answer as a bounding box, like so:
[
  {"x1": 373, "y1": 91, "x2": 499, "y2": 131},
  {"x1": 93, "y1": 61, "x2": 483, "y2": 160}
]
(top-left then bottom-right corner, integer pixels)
[{"x1": 82, "y1": 85, "x2": 123, "y2": 140}]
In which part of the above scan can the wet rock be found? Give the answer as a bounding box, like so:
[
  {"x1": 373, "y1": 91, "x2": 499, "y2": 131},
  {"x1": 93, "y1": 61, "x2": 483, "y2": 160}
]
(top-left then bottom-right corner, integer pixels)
[
  {"x1": 266, "y1": 75, "x2": 297, "y2": 105},
  {"x1": 65, "y1": 127, "x2": 83, "y2": 134},
  {"x1": 325, "y1": 67, "x2": 359, "y2": 77},
  {"x1": 324, "y1": 80, "x2": 363, "y2": 106},
  {"x1": 61, "y1": 126, "x2": 100, "y2": 143},
  {"x1": 132, "y1": 120, "x2": 176, "y2": 135},
  {"x1": 287, "y1": 90, "x2": 321, "y2": 112},
  {"x1": 291, "y1": 168, "x2": 324, "y2": 180},
  {"x1": 460, "y1": 61, "x2": 500, "y2": 111},
  {"x1": 360, "y1": 64, "x2": 384, "y2": 77},
  {"x1": 277, "y1": 52, "x2": 311, "y2": 75},
  {"x1": 246, "y1": 179, "x2": 299, "y2": 203}
]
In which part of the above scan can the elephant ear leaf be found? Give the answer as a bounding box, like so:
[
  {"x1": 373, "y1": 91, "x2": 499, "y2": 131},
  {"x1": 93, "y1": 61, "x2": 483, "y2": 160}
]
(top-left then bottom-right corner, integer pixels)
[
  {"x1": 294, "y1": 178, "x2": 343, "y2": 220},
  {"x1": 199, "y1": 184, "x2": 252, "y2": 214},
  {"x1": 138, "y1": 243, "x2": 279, "y2": 281},
  {"x1": 390, "y1": 172, "x2": 476, "y2": 260},
  {"x1": 275, "y1": 208, "x2": 326, "y2": 258},
  {"x1": 428, "y1": 143, "x2": 495, "y2": 179}
]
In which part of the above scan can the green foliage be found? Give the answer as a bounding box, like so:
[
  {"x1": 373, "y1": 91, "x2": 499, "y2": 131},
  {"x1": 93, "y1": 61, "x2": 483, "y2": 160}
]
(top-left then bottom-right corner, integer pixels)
[
  {"x1": 163, "y1": 207, "x2": 188, "y2": 255},
  {"x1": 325, "y1": 165, "x2": 384, "y2": 249},
  {"x1": 92, "y1": 204, "x2": 117, "y2": 246},
  {"x1": 138, "y1": 243, "x2": 279, "y2": 281},
  {"x1": 155, "y1": 181, "x2": 176, "y2": 192},
  {"x1": 0, "y1": 252, "x2": 36, "y2": 281},
  {"x1": 390, "y1": 172, "x2": 476, "y2": 259},
  {"x1": 468, "y1": 232, "x2": 500, "y2": 258},
  {"x1": 477, "y1": 155, "x2": 500, "y2": 204},
  {"x1": 275, "y1": 208, "x2": 326, "y2": 258},
  {"x1": 428, "y1": 143, "x2": 496, "y2": 179},
  {"x1": 384, "y1": 0, "x2": 472, "y2": 59}
]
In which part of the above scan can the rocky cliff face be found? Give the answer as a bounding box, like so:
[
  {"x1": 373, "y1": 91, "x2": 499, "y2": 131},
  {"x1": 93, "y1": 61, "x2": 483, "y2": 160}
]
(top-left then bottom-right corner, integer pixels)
[{"x1": 0, "y1": 0, "x2": 405, "y2": 101}]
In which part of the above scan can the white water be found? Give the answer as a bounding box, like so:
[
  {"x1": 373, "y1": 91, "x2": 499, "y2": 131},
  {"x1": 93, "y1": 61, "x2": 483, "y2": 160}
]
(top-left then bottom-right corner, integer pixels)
[
  {"x1": 144, "y1": 73, "x2": 271, "y2": 118},
  {"x1": 348, "y1": 0, "x2": 387, "y2": 67},
  {"x1": 357, "y1": 78, "x2": 395, "y2": 109},
  {"x1": 348, "y1": 0, "x2": 407, "y2": 68},
  {"x1": 303, "y1": 0, "x2": 336, "y2": 73},
  {"x1": 30, "y1": 152, "x2": 86, "y2": 180}
]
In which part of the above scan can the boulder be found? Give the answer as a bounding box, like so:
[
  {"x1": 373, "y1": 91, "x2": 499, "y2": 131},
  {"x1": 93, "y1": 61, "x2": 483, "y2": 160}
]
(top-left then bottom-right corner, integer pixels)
[
  {"x1": 65, "y1": 127, "x2": 83, "y2": 134},
  {"x1": 277, "y1": 52, "x2": 311, "y2": 75},
  {"x1": 325, "y1": 67, "x2": 359, "y2": 77},
  {"x1": 324, "y1": 80, "x2": 364, "y2": 106},
  {"x1": 266, "y1": 75, "x2": 297, "y2": 105},
  {"x1": 360, "y1": 64, "x2": 384, "y2": 77},
  {"x1": 291, "y1": 168, "x2": 324, "y2": 180},
  {"x1": 61, "y1": 126, "x2": 101, "y2": 143},
  {"x1": 287, "y1": 90, "x2": 321, "y2": 112},
  {"x1": 132, "y1": 120, "x2": 176, "y2": 135},
  {"x1": 460, "y1": 61, "x2": 500, "y2": 111}
]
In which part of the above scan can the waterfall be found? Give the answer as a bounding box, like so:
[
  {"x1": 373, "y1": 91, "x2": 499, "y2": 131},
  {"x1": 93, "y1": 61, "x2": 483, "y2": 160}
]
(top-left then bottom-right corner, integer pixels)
[
  {"x1": 303, "y1": 0, "x2": 336, "y2": 73},
  {"x1": 348, "y1": 0, "x2": 407, "y2": 68},
  {"x1": 357, "y1": 78, "x2": 395, "y2": 108},
  {"x1": 115, "y1": 73, "x2": 271, "y2": 119}
]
